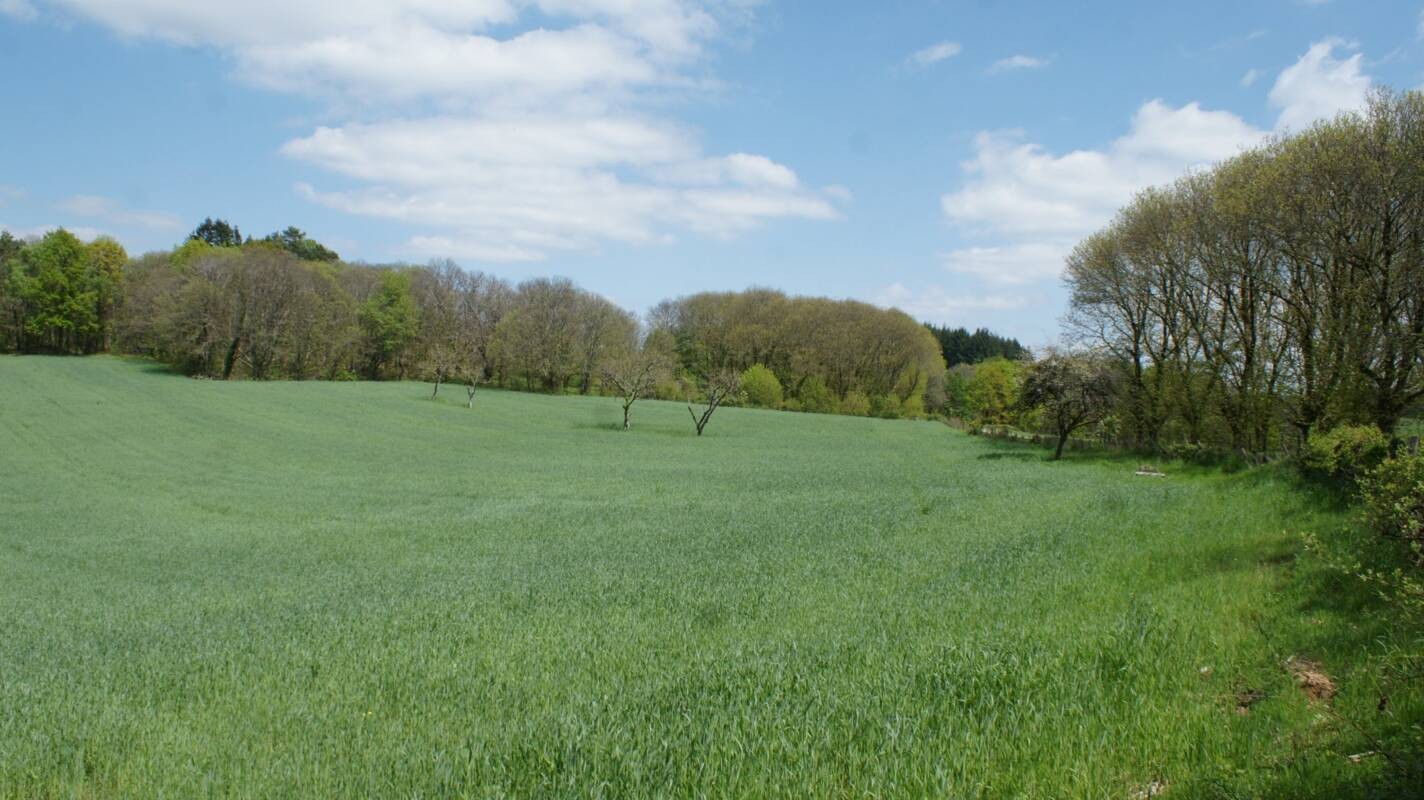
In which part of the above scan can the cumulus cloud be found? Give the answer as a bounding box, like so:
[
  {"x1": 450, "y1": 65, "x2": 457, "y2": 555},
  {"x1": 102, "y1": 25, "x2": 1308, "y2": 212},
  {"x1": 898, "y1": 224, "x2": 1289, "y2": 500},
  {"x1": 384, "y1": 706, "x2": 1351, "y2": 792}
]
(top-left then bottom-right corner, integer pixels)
[
  {"x1": 988, "y1": 55, "x2": 1048, "y2": 73},
  {"x1": 1268, "y1": 39, "x2": 1370, "y2": 132},
  {"x1": 943, "y1": 99, "x2": 1264, "y2": 243},
  {"x1": 937, "y1": 39, "x2": 1375, "y2": 286},
  {"x1": 36, "y1": 0, "x2": 834, "y2": 261},
  {"x1": 907, "y1": 40, "x2": 961, "y2": 68},
  {"x1": 284, "y1": 115, "x2": 836, "y2": 260},
  {"x1": 57, "y1": 194, "x2": 184, "y2": 231}
]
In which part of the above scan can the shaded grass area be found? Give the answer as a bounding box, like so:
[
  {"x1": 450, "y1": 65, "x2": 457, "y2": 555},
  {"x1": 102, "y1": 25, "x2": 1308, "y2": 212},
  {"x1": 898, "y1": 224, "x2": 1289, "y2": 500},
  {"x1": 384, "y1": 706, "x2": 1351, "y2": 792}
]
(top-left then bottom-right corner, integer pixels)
[{"x1": 0, "y1": 356, "x2": 1419, "y2": 798}]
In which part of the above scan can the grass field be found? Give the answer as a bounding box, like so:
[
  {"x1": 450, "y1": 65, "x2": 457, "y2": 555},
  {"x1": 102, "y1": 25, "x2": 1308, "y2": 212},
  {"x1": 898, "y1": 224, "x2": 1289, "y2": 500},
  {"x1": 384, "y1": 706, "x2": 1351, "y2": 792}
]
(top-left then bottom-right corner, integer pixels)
[{"x1": 0, "y1": 356, "x2": 1416, "y2": 798}]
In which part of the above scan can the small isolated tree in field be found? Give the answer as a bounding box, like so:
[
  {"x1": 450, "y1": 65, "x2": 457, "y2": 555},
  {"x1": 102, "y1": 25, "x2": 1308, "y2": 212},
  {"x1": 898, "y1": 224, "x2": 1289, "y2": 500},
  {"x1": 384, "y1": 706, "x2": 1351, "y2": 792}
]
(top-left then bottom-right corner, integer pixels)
[
  {"x1": 602, "y1": 331, "x2": 673, "y2": 430},
  {"x1": 1020, "y1": 349, "x2": 1118, "y2": 459},
  {"x1": 688, "y1": 369, "x2": 741, "y2": 436}
]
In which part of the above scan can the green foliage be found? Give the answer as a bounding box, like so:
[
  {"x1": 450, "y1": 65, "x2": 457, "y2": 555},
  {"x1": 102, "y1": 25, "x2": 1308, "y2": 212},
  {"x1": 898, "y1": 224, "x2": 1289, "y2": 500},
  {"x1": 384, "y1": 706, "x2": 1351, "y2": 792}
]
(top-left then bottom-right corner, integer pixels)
[
  {"x1": 924, "y1": 324, "x2": 1026, "y2": 367},
  {"x1": 740, "y1": 363, "x2": 783, "y2": 408},
  {"x1": 1300, "y1": 424, "x2": 1391, "y2": 490},
  {"x1": 359, "y1": 271, "x2": 420, "y2": 378},
  {"x1": 943, "y1": 368, "x2": 970, "y2": 418},
  {"x1": 1361, "y1": 454, "x2": 1424, "y2": 545},
  {"x1": 794, "y1": 375, "x2": 835, "y2": 414},
  {"x1": 870, "y1": 393, "x2": 901, "y2": 419},
  {"x1": 264, "y1": 226, "x2": 340, "y2": 262},
  {"x1": 10, "y1": 229, "x2": 101, "y2": 353},
  {"x1": 838, "y1": 389, "x2": 870, "y2": 416},
  {"x1": 189, "y1": 217, "x2": 243, "y2": 247},
  {"x1": 966, "y1": 357, "x2": 1023, "y2": 426},
  {"x1": 0, "y1": 357, "x2": 1410, "y2": 798}
]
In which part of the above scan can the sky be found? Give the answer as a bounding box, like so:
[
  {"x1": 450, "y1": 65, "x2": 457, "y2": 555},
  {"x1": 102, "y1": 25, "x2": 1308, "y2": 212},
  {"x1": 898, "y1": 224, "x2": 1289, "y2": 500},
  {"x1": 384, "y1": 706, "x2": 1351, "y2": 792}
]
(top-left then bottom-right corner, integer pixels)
[{"x1": 1, "y1": 1, "x2": 1421, "y2": 344}]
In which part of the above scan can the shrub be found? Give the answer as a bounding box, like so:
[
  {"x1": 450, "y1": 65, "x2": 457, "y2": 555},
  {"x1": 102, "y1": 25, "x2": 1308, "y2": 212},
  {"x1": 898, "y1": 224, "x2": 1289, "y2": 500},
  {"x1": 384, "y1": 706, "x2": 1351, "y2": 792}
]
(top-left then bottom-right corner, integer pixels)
[
  {"x1": 740, "y1": 364, "x2": 783, "y2": 408},
  {"x1": 839, "y1": 390, "x2": 871, "y2": 417},
  {"x1": 1164, "y1": 442, "x2": 1214, "y2": 464},
  {"x1": 781, "y1": 398, "x2": 802, "y2": 413},
  {"x1": 796, "y1": 376, "x2": 836, "y2": 414},
  {"x1": 1361, "y1": 455, "x2": 1424, "y2": 546},
  {"x1": 871, "y1": 394, "x2": 901, "y2": 419},
  {"x1": 1300, "y1": 424, "x2": 1391, "y2": 489}
]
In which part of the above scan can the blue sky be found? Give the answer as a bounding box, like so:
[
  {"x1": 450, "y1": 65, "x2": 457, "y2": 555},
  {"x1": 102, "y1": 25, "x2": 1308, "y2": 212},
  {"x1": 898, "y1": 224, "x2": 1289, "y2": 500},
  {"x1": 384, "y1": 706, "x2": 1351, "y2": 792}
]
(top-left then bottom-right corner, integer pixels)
[{"x1": 1, "y1": 1, "x2": 1420, "y2": 343}]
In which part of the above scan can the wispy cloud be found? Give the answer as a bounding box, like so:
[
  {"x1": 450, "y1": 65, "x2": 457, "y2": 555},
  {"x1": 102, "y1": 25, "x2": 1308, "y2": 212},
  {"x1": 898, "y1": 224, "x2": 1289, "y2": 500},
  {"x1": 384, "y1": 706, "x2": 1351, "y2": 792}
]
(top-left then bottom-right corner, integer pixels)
[
  {"x1": 1240, "y1": 68, "x2": 1260, "y2": 87},
  {"x1": 0, "y1": 0, "x2": 36, "y2": 21},
  {"x1": 57, "y1": 195, "x2": 184, "y2": 231},
  {"x1": 907, "y1": 40, "x2": 961, "y2": 68},
  {"x1": 988, "y1": 54, "x2": 1048, "y2": 74},
  {"x1": 1, "y1": 223, "x2": 106, "y2": 242},
  {"x1": 876, "y1": 282, "x2": 1028, "y2": 313}
]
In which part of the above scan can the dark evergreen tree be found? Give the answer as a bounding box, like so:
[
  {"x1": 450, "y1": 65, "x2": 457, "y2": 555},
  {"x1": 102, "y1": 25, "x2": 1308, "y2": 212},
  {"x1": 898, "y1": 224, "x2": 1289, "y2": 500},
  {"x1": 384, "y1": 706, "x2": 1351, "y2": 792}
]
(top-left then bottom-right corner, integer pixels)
[
  {"x1": 924, "y1": 324, "x2": 1026, "y2": 366},
  {"x1": 189, "y1": 217, "x2": 243, "y2": 247}
]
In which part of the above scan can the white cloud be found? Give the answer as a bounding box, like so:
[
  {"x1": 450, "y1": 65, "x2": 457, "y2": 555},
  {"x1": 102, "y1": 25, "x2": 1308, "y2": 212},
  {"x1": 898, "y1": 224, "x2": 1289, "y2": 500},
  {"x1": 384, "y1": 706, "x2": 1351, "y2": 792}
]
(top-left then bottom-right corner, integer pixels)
[
  {"x1": 0, "y1": 0, "x2": 36, "y2": 20},
  {"x1": 1, "y1": 223, "x2": 106, "y2": 242},
  {"x1": 1240, "y1": 68, "x2": 1260, "y2": 88},
  {"x1": 1268, "y1": 39, "x2": 1370, "y2": 131},
  {"x1": 285, "y1": 115, "x2": 837, "y2": 260},
  {"x1": 943, "y1": 99, "x2": 1264, "y2": 243},
  {"x1": 938, "y1": 39, "x2": 1374, "y2": 287},
  {"x1": 988, "y1": 55, "x2": 1048, "y2": 73},
  {"x1": 943, "y1": 243, "x2": 1069, "y2": 285},
  {"x1": 39, "y1": 1, "x2": 835, "y2": 262},
  {"x1": 0, "y1": 185, "x2": 24, "y2": 206},
  {"x1": 874, "y1": 282, "x2": 1029, "y2": 322},
  {"x1": 907, "y1": 40, "x2": 961, "y2": 68},
  {"x1": 57, "y1": 194, "x2": 184, "y2": 231}
]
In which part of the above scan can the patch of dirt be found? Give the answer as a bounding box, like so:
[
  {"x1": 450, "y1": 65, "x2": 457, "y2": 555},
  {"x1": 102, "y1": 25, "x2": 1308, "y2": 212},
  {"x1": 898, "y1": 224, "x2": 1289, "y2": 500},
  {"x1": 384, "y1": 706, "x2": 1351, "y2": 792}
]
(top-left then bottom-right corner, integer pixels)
[
  {"x1": 1286, "y1": 656, "x2": 1337, "y2": 703},
  {"x1": 1234, "y1": 687, "x2": 1265, "y2": 715}
]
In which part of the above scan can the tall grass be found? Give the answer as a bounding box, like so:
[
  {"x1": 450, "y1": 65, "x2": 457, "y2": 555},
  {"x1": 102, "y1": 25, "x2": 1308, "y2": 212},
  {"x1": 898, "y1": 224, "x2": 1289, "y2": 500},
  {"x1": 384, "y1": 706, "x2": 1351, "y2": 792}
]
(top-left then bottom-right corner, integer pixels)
[{"x1": 0, "y1": 356, "x2": 1415, "y2": 798}]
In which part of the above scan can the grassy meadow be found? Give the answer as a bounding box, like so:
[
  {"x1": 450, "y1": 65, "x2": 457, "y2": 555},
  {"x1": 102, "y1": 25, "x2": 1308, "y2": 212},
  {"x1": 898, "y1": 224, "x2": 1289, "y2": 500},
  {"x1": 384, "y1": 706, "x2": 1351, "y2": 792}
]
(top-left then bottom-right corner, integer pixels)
[{"x1": 0, "y1": 356, "x2": 1416, "y2": 798}]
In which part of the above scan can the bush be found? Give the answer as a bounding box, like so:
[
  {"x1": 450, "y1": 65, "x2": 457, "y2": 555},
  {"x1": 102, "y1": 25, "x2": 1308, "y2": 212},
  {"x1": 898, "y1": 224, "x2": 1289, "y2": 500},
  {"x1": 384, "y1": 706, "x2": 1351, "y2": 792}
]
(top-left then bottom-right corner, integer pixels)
[
  {"x1": 1361, "y1": 454, "x2": 1424, "y2": 545},
  {"x1": 1300, "y1": 424, "x2": 1391, "y2": 489},
  {"x1": 796, "y1": 375, "x2": 836, "y2": 414},
  {"x1": 740, "y1": 364, "x2": 783, "y2": 408},
  {"x1": 839, "y1": 390, "x2": 871, "y2": 417},
  {"x1": 871, "y1": 394, "x2": 901, "y2": 419},
  {"x1": 1163, "y1": 442, "x2": 1214, "y2": 464}
]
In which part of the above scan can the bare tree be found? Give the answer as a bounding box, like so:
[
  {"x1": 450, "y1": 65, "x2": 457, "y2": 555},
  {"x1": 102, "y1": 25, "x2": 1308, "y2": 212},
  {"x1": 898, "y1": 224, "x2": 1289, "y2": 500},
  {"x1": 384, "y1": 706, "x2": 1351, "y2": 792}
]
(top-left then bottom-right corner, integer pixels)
[
  {"x1": 602, "y1": 330, "x2": 673, "y2": 430},
  {"x1": 688, "y1": 369, "x2": 741, "y2": 436}
]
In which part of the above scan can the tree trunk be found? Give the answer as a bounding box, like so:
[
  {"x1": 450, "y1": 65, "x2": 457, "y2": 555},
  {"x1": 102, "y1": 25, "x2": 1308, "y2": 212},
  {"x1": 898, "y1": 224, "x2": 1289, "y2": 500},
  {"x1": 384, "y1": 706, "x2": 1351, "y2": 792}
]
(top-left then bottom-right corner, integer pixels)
[
  {"x1": 222, "y1": 337, "x2": 241, "y2": 380},
  {"x1": 1054, "y1": 428, "x2": 1068, "y2": 460},
  {"x1": 623, "y1": 403, "x2": 631, "y2": 430},
  {"x1": 466, "y1": 384, "x2": 477, "y2": 408},
  {"x1": 431, "y1": 371, "x2": 442, "y2": 399}
]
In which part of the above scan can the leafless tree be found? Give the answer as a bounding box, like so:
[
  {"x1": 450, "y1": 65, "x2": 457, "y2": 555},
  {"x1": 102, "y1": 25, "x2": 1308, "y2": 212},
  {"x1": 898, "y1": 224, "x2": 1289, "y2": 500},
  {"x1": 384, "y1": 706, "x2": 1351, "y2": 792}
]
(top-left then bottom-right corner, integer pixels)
[
  {"x1": 602, "y1": 330, "x2": 673, "y2": 430},
  {"x1": 688, "y1": 369, "x2": 741, "y2": 436}
]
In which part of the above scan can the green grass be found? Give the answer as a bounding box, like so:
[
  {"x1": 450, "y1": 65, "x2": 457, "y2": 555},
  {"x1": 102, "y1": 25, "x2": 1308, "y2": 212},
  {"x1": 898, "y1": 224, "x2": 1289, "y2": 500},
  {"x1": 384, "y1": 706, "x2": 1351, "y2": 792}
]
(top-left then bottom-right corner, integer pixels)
[{"x1": 0, "y1": 356, "x2": 1417, "y2": 798}]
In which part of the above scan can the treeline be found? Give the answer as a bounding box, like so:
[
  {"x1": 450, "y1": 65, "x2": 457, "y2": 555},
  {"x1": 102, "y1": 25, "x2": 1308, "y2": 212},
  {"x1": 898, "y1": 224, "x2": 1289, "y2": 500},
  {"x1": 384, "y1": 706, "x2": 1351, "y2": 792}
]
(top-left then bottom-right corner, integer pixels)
[
  {"x1": 925, "y1": 324, "x2": 1025, "y2": 367},
  {"x1": 1, "y1": 227, "x2": 954, "y2": 419},
  {"x1": 1063, "y1": 88, "x2": 1423, "y2": 455}
]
